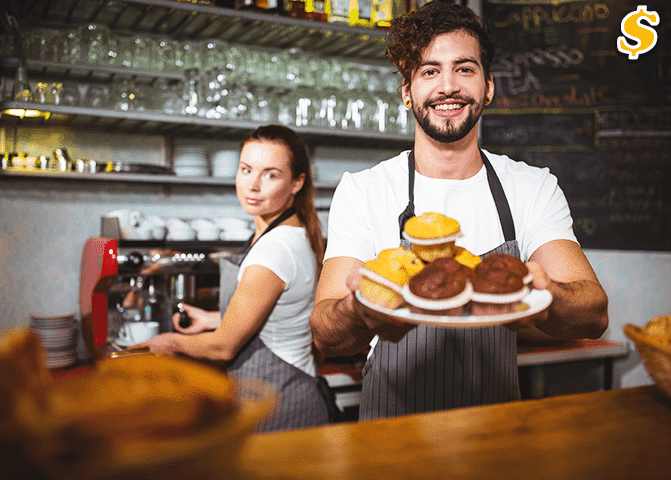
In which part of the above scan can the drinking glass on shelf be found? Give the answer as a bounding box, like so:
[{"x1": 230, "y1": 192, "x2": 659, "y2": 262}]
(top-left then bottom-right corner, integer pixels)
[
  {"x1": 130, "y1": 35, "x2": 152, "y2": 70},
  {"x1": 285, "y1": 48, "x2": 303, "y2": 87},
  {"x1": 113, "y1": 36, "x2": 134, "y2": 68},
  {"x1": 226, "y1": 44, "x2": 250, "y2": 84},
  {"x1": 23, "y1": 29, "x2": 58, "y2": 61},
  {"x1": 383, "y1": 67, "x2": 401, "y2": 94},
  {"x1": 310, "y1": 88, "x2": 338, "y2": 129},
  {"x1": 180, "y1": 40, "x2": 205, "y2": 71},
  {"x1": 365, "y1": 67, "x2": 383, "y2": 93},
  {"x1": 298, "y1": 54, "x2": 318, "y2": 89},
  {"x1": 328, "y1": 58, "x2": 346, "y2": 91},
  {"x1": 228, "y1": 89, "x2": 255, "y2": 121},
  {"x1": 249, "y1": 88, "x2": 274, "y2": 123},
  {"x1": 112, "y1": 77, "x2": 137, "y2": 111},
  {"x1": 84, "y1": 84, "x2": 110, "y2": 108},
  {"x1": 60, "y1": 83, "x2": 80, "y2": 106},
  {"x1": 53, "y1": 28, "x2": 79, "y2": 64},
  {"x1": 244, "y1": 49, "x2": 264, "y2": 86},
  {"x1": 363, "y1": 90, "x2": 385, "y2": 133},
  {"x1": 277, "y1": 90, "x2": 297, "y2": 127},
  {"x1": 180, "y1": 69, "x2": 202, "y2": 116},
  {"x1": 341, "y1": 93, "x2": 366, "y2": 131},
  {"x1": 79, "y1": 23, "x2": 111, "y2": 66},
  {"x1": 294, "y1": 87, "x2": 313, "y2": 128},
  {"x1": 201, "y1": 39, "x2": 228, "y2": 73},
  {"x1": 154, "y1": 78, "x2": 179, "y2": 114}
]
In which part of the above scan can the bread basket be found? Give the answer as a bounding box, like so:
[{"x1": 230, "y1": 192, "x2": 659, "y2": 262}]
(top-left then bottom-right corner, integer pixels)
[{"x1": 623, "y1": 315, "x2": 671, "y2": 399}]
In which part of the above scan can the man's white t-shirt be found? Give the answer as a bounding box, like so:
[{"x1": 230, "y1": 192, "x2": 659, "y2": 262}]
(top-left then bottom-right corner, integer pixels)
[
  {"x1": 238, "y1": 225, "x2": 318, "y2": 377},
  {"x1": 325, "y1": 149, "x2": 578, "y2": 263}
]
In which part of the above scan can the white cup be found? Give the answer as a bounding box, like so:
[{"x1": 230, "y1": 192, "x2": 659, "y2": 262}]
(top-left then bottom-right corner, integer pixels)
[
  {"x1": 167, "y1": 218, "x2": 196, "y2": 241},
  {"x1": 118, "y1": 321, "x2": 159, "y2": 344},
  {"x1": 191, "y1": 218, "x2": 219, "y2": 241}
]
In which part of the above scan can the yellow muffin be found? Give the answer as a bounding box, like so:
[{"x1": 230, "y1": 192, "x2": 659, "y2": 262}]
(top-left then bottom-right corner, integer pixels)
[
  {"x1": 377, "y1": 246, "x2": 425, "y2": 276},
  {"x1": 359, "y1": 248, "x2": 425, "y2": 309},
  {"x1": 453, "y1": 246, "x2": 482, "y2": 270},
  {"x1": 403, "y1": 213, "x2": 462, "y2": 262}
]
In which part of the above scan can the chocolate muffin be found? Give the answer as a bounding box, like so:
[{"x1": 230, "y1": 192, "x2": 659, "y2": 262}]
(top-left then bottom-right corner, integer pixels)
[
  {"x1": 470, "y1": 254, "x2": 531, "y2": 315},
  {"x1": 403, "y1": 257, "x2": 472, "y2": 316},
  {"x1": 475, "y1": 253, "x2": 530, "y2": 283}
]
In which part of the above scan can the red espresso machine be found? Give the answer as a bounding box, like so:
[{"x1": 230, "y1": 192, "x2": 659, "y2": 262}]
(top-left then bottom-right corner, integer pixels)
[
  {"x1": 80, "y1": 236, "x2": 224, "y2": 360},
  {"x1": 80, "y1": 237, "x2": 126, "y2": 359}
]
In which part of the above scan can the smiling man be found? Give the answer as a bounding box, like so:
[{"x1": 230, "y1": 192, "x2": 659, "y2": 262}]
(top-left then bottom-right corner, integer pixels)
[{"x1": 309, "y1": 2, "x2": 608, "y2": 421}]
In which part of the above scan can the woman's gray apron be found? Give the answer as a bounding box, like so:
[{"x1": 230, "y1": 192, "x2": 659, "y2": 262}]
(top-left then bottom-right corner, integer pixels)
[
  {"x1": 360, "y1": 149, "x2": 521, "y2": 421},
  {"x1": 218, "y1": 207, "x2": 339, "y2": 432}
]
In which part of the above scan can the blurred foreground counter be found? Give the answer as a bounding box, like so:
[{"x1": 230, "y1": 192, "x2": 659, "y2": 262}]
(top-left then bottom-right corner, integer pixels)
[{"x1": 237, "y1": 386, "x2": 671, "y2": 480}]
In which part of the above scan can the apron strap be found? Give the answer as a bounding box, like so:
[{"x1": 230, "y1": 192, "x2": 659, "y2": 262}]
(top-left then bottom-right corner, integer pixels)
[
  {"x1": 397, "y1": 148, "x2": 516, "y2": 244},
  {"x1": 238, "y1": 205, "x2": 297, "y2": 264},
  {"x1": 480, "y1": 149, "x2": 515, "y2": 243},
  {"x1": 397, "y1": 149, "x2": 415, "y2": 242}
]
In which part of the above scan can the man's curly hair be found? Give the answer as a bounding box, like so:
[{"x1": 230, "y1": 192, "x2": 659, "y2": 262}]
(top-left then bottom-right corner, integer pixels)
[{"x1": 386, "y1": 2, "x2": 495, "y2": 85}]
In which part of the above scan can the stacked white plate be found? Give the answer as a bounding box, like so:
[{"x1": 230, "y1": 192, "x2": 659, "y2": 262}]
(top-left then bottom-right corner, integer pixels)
[
  {"x1": 30, "y1": 312, "x2": 78, "y2": 369},
  {"x1": 211, "y1": 149, "x2": 239, "y2": 178},
  {"x1": 173, "y1": 146, "x2": 209, "y2": 177}
]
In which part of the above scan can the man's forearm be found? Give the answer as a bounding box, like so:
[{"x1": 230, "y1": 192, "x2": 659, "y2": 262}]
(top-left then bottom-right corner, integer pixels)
[
  {"x1": 537, "y1": 279, "x2": 609, "y2": 339},
  {"x1": 310, "y1": 295, "x2": 374, "y2": 357}
]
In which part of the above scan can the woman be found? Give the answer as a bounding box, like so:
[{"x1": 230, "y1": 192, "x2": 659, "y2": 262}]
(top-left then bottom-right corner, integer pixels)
[{"x1": 132, "y1": 125, "x2": 337, "y2": 431}]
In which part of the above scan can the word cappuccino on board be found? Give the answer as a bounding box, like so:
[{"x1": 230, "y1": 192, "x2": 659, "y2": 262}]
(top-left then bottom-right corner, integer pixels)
[{"x1": 617, "y1": 5, "x2": 660, "y2": 60}]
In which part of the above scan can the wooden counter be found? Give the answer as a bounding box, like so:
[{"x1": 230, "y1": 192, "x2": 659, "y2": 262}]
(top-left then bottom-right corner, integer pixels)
[{"x1": 236, "y1": 386, "x2": 671, "y2": 480}]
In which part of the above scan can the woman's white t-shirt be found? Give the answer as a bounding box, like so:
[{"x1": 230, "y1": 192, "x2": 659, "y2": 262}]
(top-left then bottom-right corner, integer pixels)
[{"x1": 237, "y1": 225, "x2": 318, "y2": 377}]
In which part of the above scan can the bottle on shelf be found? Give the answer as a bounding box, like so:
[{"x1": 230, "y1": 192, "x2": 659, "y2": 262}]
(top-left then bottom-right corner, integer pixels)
[
  {"x1": 354, "y1": 0, "x2": 373, "y2": 28},
  {"x1": 285, "y1": 0, "x2": 307, "y2": 19},
  {"x1": 254, "y1": 0, "x2": 285, "y2": 14},
  {"x1": 371, "y1": 0, "x2": 407, "y2": 29},
  {"x1": 326, "y1": 0, "x2": 357, "y2": 25},
  {"x1": 235, "y1": 0, "x2": 256, "y2": 9},
  {"x1": 306, "y1": 0, "x2": 328, "y2": 22},
  {"x1": 407, "y1": 0, "x2": 431, "y2": 14}
]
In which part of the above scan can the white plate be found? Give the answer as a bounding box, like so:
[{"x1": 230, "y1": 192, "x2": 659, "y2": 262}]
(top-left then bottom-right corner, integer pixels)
[{"x1": 354, "y1": 288, "x2": 552, "y2": 328}]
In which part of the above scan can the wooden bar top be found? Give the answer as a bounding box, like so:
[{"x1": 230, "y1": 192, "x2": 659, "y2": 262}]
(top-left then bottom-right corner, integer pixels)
[{"x1": 236, "y1": 386, "x2": 671, "y2": 480}]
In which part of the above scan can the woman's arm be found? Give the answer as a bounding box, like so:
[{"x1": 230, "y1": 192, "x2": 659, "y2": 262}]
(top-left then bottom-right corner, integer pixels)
[{"x1": 135, "y1": 265, "x2": 285, "y2": 360}]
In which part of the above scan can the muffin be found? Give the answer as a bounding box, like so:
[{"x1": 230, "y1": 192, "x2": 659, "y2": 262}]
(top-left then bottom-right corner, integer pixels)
[
  {"x1": 402, "y1": 257, "x2": 472, "y2": 316},
  {"x1": 359, "y1": 247, "x2": 425, "y2": 309},
  {"x1": 470, "y1": 253, "x2": 531, "y2": 315},
  {"x1": 377, "y1": 246, "x2": 426, "y2": 276},
  {"x1": 402, "y1": 212, "x2": 462, "y2": 262},
  {"x1": 452, "y1": 245, "x2": 482, "y2": 270}
]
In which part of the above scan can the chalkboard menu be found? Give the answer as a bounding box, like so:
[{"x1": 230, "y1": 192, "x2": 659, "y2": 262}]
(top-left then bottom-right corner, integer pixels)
[{"x1": 481, "y1": 0, "x2": 671, "y2": 251}]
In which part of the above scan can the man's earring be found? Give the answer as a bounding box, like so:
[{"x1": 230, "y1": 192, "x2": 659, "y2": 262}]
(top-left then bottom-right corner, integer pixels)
[
  {"x1": 404, "y1": 99, "x2": 412, "y2": 109},
  {"x1": 485, "y1": 97, "x2": 491, "y2": 106}
]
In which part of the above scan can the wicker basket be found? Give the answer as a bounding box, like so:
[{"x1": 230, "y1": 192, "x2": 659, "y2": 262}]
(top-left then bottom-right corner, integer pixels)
[{"x1": 624, "y1": 315, "x2": 671, "y2": 399}]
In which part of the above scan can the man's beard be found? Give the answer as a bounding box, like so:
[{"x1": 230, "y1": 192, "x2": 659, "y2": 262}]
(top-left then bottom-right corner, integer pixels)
[{"x1": 412, "y1": 96, "x2": 483, "y2": 143}]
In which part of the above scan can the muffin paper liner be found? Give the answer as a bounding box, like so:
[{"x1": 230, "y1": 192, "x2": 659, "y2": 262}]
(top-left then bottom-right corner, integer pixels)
[{"x1": 402, "y1": 282, "x2": 473, "y2": 310}]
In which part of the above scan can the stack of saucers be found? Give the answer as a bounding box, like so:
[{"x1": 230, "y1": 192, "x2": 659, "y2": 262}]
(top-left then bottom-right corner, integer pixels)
[
  {"x1": 29, "y1": 312, "x2": 78, "y2": 369},
  {"x1": 173, "y1": 146, "x2": 209, "y2": 177}
]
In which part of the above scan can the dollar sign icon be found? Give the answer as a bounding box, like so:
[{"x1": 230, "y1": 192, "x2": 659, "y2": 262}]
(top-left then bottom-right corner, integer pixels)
[{"x1": 617, "y1": 5, "x2": 660, "y2": 60}]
